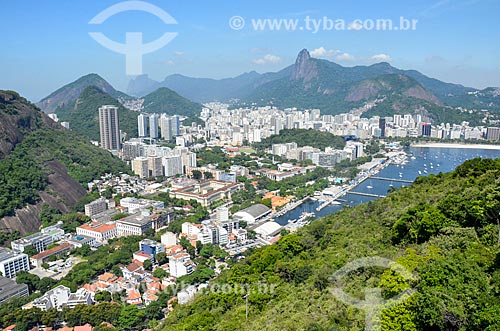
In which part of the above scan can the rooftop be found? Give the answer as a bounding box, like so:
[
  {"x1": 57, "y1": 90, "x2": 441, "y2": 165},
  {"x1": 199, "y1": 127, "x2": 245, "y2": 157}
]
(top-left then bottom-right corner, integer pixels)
[
  {"x1": 235, "y1": 204, "x2": 271, "y2": 218},
  {"x1": 0, "y1": 276, "x2": 28, "y2": 302},
  {"x1": 12, "y1": 232, "x2": 51, "y2": 245},
  {"x1": 116, "y1": 213, "x2": 154, "y2": 226},
  {"x1": 31, "y1": 243, "x2": 72, "y2": 260},
  {"x1": 0, "y1": 247, "x2": 26, "y2": 262},
  {"x1": 78, "y1": 222, "x2": 116, "y2": 233}
]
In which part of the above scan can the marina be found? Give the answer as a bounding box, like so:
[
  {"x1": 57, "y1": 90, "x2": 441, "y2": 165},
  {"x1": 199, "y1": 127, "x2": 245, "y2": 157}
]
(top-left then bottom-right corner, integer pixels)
[{"x1": 274, "y1": 146, "x2": 500, "y2": 228}]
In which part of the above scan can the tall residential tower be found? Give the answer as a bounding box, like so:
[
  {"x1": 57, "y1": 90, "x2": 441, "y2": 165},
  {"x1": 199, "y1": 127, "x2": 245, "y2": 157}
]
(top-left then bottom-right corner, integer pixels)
[{"x1": 99, "y1": 105, "x2": 120, "y2": 151}]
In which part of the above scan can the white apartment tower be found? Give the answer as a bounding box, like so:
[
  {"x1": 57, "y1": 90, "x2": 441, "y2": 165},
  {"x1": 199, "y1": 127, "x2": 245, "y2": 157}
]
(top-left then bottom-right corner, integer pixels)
[
  {"x1": 138, "y1": 114, "x2": 149, "y2": 137},
  {"x1": 99, "y1": 105, "x2": 120, "y2": 151},
  {"x1": 149, "y1": 114, "x2": 159, "y2": 139}
]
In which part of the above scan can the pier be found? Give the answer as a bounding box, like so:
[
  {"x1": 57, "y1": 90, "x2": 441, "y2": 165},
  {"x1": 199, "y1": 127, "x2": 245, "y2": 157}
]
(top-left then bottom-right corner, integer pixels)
[
  {"x1": 370, "y1": 177, "x2": 413, "y2": 183},
  {"x1": 347, "y1": 191, "x2": 386, "y2": 198}
]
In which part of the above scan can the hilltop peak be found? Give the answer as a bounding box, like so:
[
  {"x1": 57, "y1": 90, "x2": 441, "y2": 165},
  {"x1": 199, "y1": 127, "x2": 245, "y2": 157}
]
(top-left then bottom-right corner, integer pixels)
[
  {"x1": 296, "y1": 49, "x2": 311, "y2": 62},
  {"x1": 292, "y1": 49, "x2": 317, "y2": 82},
  {"x1": 36, "y1": 74, "x2": 128, "y2": 114}
]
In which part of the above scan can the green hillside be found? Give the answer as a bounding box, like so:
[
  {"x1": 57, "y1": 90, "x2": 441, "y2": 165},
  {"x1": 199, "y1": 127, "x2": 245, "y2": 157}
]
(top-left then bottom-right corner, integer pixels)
[
  {"x1": 0, "y1": 90, "x2": 130, "y2": 218},
  {"x1": 162, "y1": 158, "x2": 500, "y2": 331},
  {"x1": 37, "y1": 73, "x2": 130, "y2": 114},
  {"x1": 142, "y1": 87, "x2": 204, "y2": 126},
  {"x1": 56, "y1": 86, "x2": 138, "y2": 141},
  {"x1": 253, "y1": 128, "x2": 346, "y2": 151}
]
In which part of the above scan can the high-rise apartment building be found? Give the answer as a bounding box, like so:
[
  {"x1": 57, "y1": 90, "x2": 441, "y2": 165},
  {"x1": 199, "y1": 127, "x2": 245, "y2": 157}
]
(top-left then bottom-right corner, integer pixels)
[
  {"x1": 149, "y1": 114, "x2": 159, "y2": 139},
  {"x1": 138, "y1": 114, "x2": 149, "y2": 137},
  {"x1": 99, "y1": 105, "x2": 120, "y2": 150},
  {"x1": 486, "y1": 127, "x2": 500, "y2": 141}
]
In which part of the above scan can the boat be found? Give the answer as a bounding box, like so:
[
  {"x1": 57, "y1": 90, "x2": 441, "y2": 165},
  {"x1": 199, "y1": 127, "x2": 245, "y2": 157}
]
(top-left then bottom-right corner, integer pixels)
[
  {"x1": 418, "y1": 170, "x2": 422, "y2": 175},
  {"x1": 423, "y1": 169, "x2": 428, "y2": 173},
  {"x1": 367, "y1": 185, "x2": 373, "y2": 189}
]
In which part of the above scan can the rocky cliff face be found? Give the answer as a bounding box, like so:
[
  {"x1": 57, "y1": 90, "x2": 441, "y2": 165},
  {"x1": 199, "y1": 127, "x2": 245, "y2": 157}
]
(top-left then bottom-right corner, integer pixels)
[
  {"x1": 0, "y1": 160, "x2": 87, "y2": 234},
  {"x1": 291, "y1": 49, "x2": 318, "y2": 84},
  {"x1": 0, "y1": 90, "x2": 123, "y2": 235}
]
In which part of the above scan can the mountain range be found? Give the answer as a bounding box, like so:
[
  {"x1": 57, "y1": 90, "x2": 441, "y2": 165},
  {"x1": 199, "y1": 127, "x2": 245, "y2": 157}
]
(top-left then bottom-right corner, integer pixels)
[
  {"x1": 128, "y1": 49, "x2": 500, "y2": 123},
  {"x1": 36, "y1": 74, "x2": 203, "y2": 140},
  {"x1": 0, "y1": 90, "x2": 130, "y2": 234},
  {"x1": 35, "y1": 49, "x2": 500, "y2": 131}
]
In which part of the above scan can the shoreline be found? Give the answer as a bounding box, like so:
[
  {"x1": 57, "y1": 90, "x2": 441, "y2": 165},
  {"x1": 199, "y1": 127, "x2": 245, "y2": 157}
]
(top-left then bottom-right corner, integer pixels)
[{"x1": 411, "y1": 142, "x2": 500, "y2": 150}]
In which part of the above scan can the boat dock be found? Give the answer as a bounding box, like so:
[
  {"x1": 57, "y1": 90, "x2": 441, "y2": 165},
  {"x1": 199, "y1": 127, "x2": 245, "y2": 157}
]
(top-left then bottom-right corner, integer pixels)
[{"x1": 370, "y1": 177, "x2": 412, "y2": 183}]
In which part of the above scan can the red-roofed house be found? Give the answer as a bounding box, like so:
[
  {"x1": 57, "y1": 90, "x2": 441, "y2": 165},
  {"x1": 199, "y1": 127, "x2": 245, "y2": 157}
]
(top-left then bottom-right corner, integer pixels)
[
  {"x1": 122, "y1": 262, "x2": 143, "y2": 280},
  {"x1": 132, "y1": 251, "x2": 153, "y2": 263},
  {"x1": 166, "y1": 245, "x2": 184, "y2": 256},
  {"x1": 126, "y1": 289, "x2": 142, "y2": 306},
  {"x1": 74, "y1": 324, "x2": 93, "y2": 331}
]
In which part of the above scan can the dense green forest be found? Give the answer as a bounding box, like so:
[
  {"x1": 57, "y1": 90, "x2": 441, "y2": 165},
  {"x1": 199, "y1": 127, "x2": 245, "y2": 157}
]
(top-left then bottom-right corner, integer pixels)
[
  {"x1": 161, "y1": 157, "x2": 500, "y2": 331},
  {"x1": 253, "y1": 129, "x2": 346, "y2": 151}
]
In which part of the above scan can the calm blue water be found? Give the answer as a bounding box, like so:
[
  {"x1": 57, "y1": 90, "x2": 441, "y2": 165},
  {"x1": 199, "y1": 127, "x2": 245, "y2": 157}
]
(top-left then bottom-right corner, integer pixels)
[{"x1": 274, "y1": 147, "x2": 500, "y2": 226}]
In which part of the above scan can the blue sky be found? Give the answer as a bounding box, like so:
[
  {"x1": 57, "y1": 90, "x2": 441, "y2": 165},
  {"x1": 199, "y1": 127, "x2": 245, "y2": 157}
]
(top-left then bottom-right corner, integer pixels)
[{"x1": 1, "y1": 0, "x2": 499, "y2": 101}]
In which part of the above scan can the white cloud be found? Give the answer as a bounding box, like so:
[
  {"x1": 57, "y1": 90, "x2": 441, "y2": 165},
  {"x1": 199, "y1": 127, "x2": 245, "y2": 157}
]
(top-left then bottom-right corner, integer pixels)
[
  {"x1": 174, "y1": 51, "x2": 185, "y2": 56},
  {"x1": 371, "y1": 54, "x2": 392, "y2": 62},
  {"x1": 167, "y1": 60, "x2": 175, "y2": 65},
  {"x1": 310, "y1": 47, "x2": 338, "y2": 58},
  {"x1": 336, "y1": 53, "x2": 355, "y2": 61},
  {"x1": 310, "y1": 47, "x2": 355, "y2": 62},
  {"x1": 253, "y1": 54, "x2": 282, "y2": 65},
  {"x1": 348, "y1": 21, "x2": 363, "y2": 30}
]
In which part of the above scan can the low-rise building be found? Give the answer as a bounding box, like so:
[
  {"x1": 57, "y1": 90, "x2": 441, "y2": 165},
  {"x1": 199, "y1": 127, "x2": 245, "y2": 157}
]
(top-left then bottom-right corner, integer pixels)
[
  {"x1": 76, "y1": 222, "x2": 117, "y2": 243},
  {"x1": 11, "y1": 232, "x2": 55, "y2": 254},
  {"x1": 233, "y1": 204, "x2": 271, "y2": 225},
  {"x1": 0, "y1": 276, "x2": 29, "y2": 304},
  {"x1": 66, "y1": 288, "x2": 94, "y2": 309},
  {"x1": 32, "y1": 285, "x2": 71, "y2": 311},
  {"x1": 139, "y1": 239, "x2": 165, "y2": 256},
  {"x1": 161, "y1": 232, "x2": 177, "y2": 247},
  {"x1": 119, "y1": 197, "x2": 165, "y2": 214},
  {"x1": 30, "y1": 243, "x2": 73, "y2": 268},
  {"x1": 31, "y1": 285, "x2": 93, "y2": 311},
  {"x1": 84, "y1": 198, "x2": 108, "y2": 217},
  {"x1": 254, "y1": 221, "x2": 282, "y2": 238},
  {"x1": 116, "y1": 210, "x2": 174, "y2": 237},
  {"x1": 172, "y1": 180, "x2": 243, "y2": 207},
  {"x1": 169, "y1": 252, "x2": 194, "y2": 278},
  {"x1": 66, "y1": 235, "x2": 97, "y2": 248},
  {"x1": 177, "y1": 285, "x2": 197, "y2": 304}
]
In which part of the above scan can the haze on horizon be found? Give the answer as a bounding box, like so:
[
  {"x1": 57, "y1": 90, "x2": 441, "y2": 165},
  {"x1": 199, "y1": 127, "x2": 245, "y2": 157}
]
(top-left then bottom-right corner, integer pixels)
[{"x1": 1, "y1": 0, "x2": 499, "y2": 101}]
